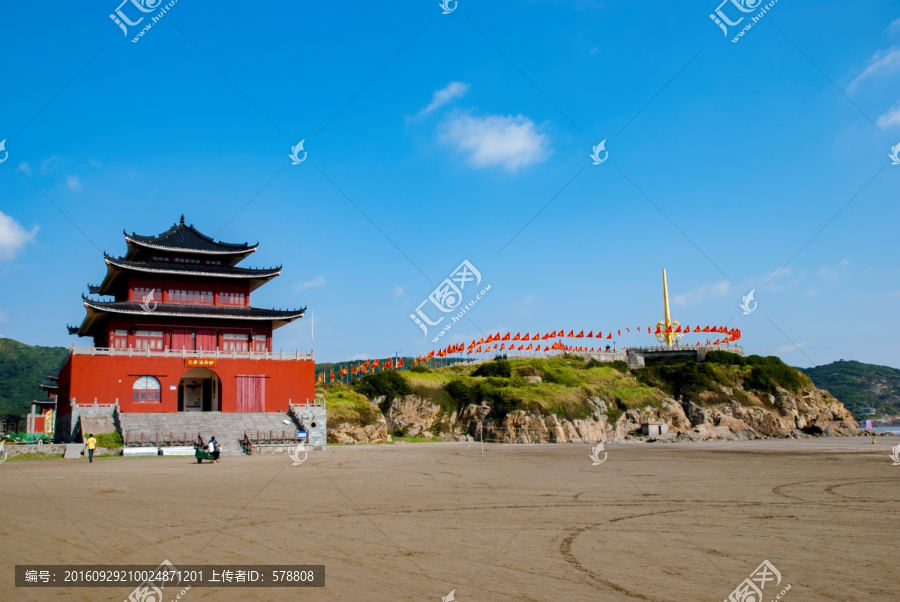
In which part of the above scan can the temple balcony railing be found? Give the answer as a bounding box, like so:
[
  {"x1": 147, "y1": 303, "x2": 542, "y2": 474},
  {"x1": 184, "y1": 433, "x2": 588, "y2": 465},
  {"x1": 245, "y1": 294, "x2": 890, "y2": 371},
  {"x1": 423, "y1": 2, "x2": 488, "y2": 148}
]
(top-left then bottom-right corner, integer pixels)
[{"x1": 68, "y1": 345, "x2": 314, "y2": 361}]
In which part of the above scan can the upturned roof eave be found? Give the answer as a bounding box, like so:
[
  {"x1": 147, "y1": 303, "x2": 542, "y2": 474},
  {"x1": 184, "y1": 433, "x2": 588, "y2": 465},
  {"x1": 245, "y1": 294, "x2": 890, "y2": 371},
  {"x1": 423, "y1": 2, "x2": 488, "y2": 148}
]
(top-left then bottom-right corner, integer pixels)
[
  {"x1": 95, "y1": 257, "x2": 281, "y2": 296},
  {"x1": 80, "y1": 297, "x2": 306, "y2": 322},
  {"x1": 123, "y1": 234, "x2": 259, "y2": 256}
]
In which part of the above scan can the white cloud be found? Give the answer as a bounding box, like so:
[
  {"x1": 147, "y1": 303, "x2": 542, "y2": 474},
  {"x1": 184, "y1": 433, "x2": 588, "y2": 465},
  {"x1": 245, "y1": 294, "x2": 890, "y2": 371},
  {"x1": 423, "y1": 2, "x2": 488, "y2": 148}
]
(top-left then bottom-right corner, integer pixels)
[
  {"x1": 819, "y1": 259, "x2": 850, "y2": 279},
  {"x1": 0, "y1": 308, "x2": 6, "y2": 322},
  {"x1": 804, "y1": 288, "x2": 820, "y2": 297},
  {"x1": 0, "y1": 211, "x2": 39, "y2": 262},
  {"x1": 393, "y1": 285, "x2": 405, "y2": 296},
  {"x1": 672, "y1": 279, "x2": 732, "y2": 307},
  {"x1": 849, "y1": 47, "x2": 900, "y2": 93},
  {"x1": 418, "y1": 81, "x2": 469, "y2": 116},
  {"x1": 66, "y1": 175, "x2": 82, "y2": 191},
  {"x1": 764, "y1": 265, "x2": 803, "y2": 292},
  {"x1": 17, "y1": 162, "x2": 31, "y2": 176},
  {"x1": 877, "y1": 100, "x2": 900, "y2": 129},
  {"x1": 889, "y1": 18, "x2": 900, "y2": 33},
  {"x1": 349, "y1": 353, "x2": 369, "y2": 361},
  {"x1": 40, "y1": 156, "x2": 60, "y2": 175},
  {"x1": 294, "y1": 275, "x2": 326, "y2": 291},
  {"x1": 440, "y1": 112, "x2": 550, "y2": 171}
]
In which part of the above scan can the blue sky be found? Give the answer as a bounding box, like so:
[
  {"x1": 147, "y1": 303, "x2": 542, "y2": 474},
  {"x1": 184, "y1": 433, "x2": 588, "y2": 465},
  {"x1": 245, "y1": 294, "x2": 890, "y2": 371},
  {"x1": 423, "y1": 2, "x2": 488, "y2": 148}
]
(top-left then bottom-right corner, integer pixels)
[{"x1": 0, "y1": 1, "x2": 898, "y2": 368}]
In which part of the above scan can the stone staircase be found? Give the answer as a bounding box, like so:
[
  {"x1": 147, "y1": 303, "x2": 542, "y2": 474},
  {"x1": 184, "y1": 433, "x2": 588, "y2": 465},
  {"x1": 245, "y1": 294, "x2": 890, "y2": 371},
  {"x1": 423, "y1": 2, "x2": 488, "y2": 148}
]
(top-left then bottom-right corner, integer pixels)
[
  {"x1": 118, "y1": 412, "x2": 300, "y2": 455},
  {"x1": 80, "y1": 415, "x2": 116, "y2": 437}
]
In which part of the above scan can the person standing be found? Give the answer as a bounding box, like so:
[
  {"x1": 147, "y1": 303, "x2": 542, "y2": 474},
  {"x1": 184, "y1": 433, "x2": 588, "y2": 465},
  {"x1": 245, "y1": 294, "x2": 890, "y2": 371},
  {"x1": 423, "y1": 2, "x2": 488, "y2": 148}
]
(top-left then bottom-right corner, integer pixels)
[{"x1": 86, "y1": 434, "x2": 97, "y2": 463}]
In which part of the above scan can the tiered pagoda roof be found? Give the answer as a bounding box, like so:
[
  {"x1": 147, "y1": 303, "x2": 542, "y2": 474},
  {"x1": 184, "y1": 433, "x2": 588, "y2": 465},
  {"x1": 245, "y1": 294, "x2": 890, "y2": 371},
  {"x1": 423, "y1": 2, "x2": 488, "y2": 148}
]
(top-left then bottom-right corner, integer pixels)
[
  {"x1": 123, "y1": 215, "x2": 257, "y2": 264},
  {"x1": 70, "y1": 217, "x2": 305, "y2": 339},
  {"x1": 95, "y1": 254, "x2": 282, "y2": 296},
  {"x1": 72, "y1": 298, "x2": 305, "y2": 336}
]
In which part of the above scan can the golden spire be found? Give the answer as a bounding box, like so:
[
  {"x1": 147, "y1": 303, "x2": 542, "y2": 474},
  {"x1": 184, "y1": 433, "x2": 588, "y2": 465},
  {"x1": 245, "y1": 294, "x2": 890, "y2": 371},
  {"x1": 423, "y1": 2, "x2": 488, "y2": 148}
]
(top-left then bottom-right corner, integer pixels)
[{"x1": 655, "y1": 269, "x2": 682, "y2": 346}]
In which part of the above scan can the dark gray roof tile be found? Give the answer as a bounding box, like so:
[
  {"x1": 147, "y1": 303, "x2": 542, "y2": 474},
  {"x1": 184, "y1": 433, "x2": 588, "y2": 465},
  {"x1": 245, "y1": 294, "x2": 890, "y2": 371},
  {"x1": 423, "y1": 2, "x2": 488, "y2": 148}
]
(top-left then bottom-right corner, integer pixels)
[{"x1": 125, "y1": 215, "x2": 258, "y2": 254}]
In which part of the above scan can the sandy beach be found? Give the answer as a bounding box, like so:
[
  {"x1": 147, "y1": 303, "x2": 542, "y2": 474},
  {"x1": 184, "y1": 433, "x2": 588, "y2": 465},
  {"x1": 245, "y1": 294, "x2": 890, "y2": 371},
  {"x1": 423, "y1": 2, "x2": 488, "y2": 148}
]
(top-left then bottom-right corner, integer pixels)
[{"x1": 1, "y1": 438, "x2": 897, "y2": 601}]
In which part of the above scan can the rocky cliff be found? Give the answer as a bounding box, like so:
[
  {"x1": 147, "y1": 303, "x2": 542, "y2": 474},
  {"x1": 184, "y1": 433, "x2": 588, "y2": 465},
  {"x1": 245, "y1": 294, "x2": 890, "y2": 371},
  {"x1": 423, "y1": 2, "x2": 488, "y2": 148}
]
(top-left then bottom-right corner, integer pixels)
[
  {"x1": 325, "y1": 354, "x2": 861, "y2": 444},
  {"x1": 329, "y1": 386, "x2": 858, "y2": 444}
]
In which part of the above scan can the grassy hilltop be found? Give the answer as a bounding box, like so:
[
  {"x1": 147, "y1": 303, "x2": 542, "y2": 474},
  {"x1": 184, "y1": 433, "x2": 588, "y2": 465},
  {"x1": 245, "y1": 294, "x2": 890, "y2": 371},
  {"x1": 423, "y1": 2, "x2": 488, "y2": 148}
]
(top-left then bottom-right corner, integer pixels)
[{"x1": 322, "y1": 351, "x2": 815, "y2": 432}]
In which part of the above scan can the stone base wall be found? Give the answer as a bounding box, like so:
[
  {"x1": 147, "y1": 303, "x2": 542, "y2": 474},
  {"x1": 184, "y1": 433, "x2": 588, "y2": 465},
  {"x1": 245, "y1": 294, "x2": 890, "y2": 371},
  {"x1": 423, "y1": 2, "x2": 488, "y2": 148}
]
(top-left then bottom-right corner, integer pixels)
[{"x1": 3, "y1": 445, "x2": 123, "y2": 458}]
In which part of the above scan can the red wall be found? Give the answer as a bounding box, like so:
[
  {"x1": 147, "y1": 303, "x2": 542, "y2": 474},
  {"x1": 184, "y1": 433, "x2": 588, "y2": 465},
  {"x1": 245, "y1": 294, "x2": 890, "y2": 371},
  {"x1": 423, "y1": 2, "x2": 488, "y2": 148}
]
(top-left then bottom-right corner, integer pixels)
[
  {"x1": 58, "y1": 354, "x2": 315, "y2": 415},
  {"x1": 104, "y1": 317, "x2": 274, "y2": 353}
]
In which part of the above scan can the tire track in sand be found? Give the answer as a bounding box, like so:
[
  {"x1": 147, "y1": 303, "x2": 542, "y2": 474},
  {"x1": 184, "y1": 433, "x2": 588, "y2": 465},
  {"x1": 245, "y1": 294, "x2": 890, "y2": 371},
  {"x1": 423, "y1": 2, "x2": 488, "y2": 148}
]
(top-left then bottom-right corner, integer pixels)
[{"x1": 559, "y1": 509, "x2": 681, "y2": 601}]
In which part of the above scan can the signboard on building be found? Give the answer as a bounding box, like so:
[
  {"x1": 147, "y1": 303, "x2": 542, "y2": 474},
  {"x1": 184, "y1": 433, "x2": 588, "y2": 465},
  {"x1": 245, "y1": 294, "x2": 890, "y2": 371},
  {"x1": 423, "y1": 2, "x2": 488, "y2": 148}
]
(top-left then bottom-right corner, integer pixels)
[{"x1": 185, "y1": 358, "x2": 217, "y2": 368}]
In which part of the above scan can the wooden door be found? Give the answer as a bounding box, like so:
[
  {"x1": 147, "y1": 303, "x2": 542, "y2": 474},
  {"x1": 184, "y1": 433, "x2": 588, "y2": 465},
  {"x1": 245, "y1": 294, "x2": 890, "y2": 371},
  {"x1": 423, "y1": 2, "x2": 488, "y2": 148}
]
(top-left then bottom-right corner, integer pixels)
[{"x1": 236, "y1": 376, "x2": 265, "y2": 412}]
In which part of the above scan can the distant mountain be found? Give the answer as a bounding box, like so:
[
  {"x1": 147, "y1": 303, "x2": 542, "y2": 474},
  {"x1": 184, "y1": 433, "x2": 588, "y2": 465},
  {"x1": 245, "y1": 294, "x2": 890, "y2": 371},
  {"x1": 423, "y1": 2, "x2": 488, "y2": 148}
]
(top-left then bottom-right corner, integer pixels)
[
  {"x1": 0, "y1": 338, "x2": 68, "y2": 419},
  {"x1": 801, "y1": 360, "x2": 900, "y2": 421}
]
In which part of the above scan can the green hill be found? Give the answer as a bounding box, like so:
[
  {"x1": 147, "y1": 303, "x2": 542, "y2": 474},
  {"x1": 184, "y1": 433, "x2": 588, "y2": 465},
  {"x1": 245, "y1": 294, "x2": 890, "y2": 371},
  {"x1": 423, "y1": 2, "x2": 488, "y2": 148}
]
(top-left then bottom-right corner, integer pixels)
[
  {"x1": 325, "y1": 352, "x2": 815, "y2": 429},
  {"x1": 801, "y1": 360, "x2": 900, "y2": 420},
  {"x1": 0, "y1": 338, "x2": 68, "y2": 419}
]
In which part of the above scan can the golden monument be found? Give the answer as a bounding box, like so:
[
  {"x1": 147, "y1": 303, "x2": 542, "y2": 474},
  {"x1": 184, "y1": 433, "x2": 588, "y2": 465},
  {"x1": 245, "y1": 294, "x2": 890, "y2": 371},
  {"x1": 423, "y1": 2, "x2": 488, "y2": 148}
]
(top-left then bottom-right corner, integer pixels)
[{"x1": 655, "y1": 269, "x2": 683, "y2": 346}]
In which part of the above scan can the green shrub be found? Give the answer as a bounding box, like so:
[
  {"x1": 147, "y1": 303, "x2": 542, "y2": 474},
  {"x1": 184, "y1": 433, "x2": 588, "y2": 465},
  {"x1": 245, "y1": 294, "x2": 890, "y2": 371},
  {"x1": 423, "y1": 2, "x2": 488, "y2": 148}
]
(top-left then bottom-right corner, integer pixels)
[
  {"x1": 94, "y1": 432, "x2": 123, "y2": 447},
  {"x1": 513, "y1": 365, "x2": 539, "y2": 377},
  {"x1": 413, "y1": 383, "x2": 454, "y2": 415},
  {"x1": 705, "y1": 350, "x2": 746, "y2": 366},
  {"x1": 746, "y1": 354, "x2": 786, "y2": 367},
  {"x1": 353, "y1": 370, "x2": 411, "y2": 409},
  {"x1": 634, "y1": 361, "x2": 734, "y2": 404},
  {"x1": 444, "y1": 379, "x2": 477, "y2": 411},
  {"x1": 327, "y1": 387, "x2": 382, "y2": 426},
  {"x1": 410, "y1": 365, "x2": 431, "y2": 373},
  {"x1": 607, "y1": 360, "x2": 629, "y2": 372},
  {"x1": 473, "y1": 360, "x2": 511, "y2": 378},
  {"x1": 443, "y1": 378, "x2": 517, "y2": 419},
  {"x1": 537, "y1": 364, "x2": 582, "y2": 387},
  {"x1": 744, "y1": 363, "x2": 803, "y2": 393},
  {"x1": 585, "y1": 359, "x2": 628, "y2": 372}
]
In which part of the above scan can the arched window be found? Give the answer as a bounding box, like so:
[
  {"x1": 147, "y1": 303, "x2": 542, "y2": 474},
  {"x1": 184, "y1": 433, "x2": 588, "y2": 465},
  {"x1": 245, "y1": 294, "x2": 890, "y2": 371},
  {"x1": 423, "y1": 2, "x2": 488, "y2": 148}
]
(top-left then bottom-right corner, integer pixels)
[{"x1": 133, "y1": 376, "x2": 162, "y2": 402}]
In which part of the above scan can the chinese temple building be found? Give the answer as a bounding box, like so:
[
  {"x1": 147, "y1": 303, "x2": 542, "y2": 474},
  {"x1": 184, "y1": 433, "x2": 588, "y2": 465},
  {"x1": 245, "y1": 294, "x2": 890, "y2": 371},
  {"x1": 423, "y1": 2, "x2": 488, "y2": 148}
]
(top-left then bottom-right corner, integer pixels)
[
  {"x1": 53, "y1": 216, "x2": 316, "y2": 443},
  {"x1": 26, "y1": 376, "x2": 58, "y2": 437}
]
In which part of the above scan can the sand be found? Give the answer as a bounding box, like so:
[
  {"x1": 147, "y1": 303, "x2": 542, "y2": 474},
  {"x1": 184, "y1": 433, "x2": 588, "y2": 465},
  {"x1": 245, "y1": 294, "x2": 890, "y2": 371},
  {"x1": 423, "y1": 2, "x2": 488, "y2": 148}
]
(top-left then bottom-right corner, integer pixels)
[{"x1": 1, "y1": 438, "x2": 898, "y2": 601}]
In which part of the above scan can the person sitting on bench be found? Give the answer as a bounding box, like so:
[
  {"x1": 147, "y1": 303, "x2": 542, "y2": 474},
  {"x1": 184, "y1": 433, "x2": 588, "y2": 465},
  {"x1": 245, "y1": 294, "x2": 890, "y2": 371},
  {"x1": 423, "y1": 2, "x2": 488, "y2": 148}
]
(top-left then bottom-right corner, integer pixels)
[{"x1": 208, "y1": 436, "x2": 220, "y2": 463}]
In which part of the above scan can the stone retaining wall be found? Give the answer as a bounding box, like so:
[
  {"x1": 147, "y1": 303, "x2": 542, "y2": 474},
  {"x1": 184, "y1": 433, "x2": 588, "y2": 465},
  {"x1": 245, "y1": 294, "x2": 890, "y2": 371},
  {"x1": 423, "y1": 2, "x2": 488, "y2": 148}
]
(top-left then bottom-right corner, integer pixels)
[
  {"x1": 4, "y1": 444, "x2": 68, "y2": 457},
  {"x1": 2, "y1": 445, "x2": 123, "y2": 459}
]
